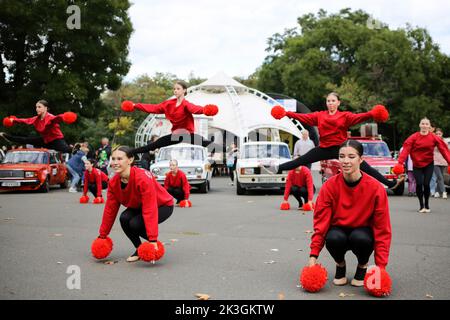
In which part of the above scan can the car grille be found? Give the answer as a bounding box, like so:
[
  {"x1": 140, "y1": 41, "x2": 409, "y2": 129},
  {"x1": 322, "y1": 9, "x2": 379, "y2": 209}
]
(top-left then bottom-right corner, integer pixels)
[{"x1": 0, "y1": 170, "x2": 24, "y2": 178}]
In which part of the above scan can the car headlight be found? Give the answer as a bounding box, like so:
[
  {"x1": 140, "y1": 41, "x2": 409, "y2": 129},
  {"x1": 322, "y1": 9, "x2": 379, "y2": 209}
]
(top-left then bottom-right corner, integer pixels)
[
  {"x1": 25, "y1": 171, "x2": 37, "y2": 178},
  {"x1": 195, "y1": 167, "x2": 203, "y2": 174},
  {"x1": 152, "y1": 168, "x2": 160, "y2": 175}
]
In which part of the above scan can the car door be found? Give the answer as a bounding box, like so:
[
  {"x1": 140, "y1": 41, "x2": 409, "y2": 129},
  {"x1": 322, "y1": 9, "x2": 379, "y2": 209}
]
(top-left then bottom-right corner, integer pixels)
[{"x1": 48, "y1": 152, "x2": 60, "y2": 184}]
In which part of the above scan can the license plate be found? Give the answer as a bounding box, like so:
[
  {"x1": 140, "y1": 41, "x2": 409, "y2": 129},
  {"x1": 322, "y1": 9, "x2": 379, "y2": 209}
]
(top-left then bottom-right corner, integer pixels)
[
  {"x1": 2, "y1": 181, "x2": 21, "y2": 187},
  {"x1": 258, "y1": 177, "x2": 279, "y2": 183}
]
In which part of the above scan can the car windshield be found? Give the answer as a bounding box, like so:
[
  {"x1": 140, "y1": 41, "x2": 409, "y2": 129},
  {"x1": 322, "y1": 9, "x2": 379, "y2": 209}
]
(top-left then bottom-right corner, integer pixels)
[
  {"x1": 242, "y1": 144, "x2": 291, "y2": 159},
  {"x1": 362, "y1": 142, "x2": 391, "y2": 157},
  {"x1": 157, "y1": 147, "x2": 204, "y2": 161},
  {"x1": 2, "y1": 151, "x2": 49, "y2": 164}
]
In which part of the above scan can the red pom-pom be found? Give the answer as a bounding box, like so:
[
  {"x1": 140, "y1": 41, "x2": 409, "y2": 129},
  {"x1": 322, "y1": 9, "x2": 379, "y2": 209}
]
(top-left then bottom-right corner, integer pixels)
[
  {"x1": 121, "y1": 100, "x2": 135, "y2": 112},
  {"x1": 299, "y1": 264, "x2": 328, "y2": 293},
  {"x1": 93, "y1": 197, "x2": 104, "y2": 204},
  {"x1": 79, "y1": 195, "x2": 89, "y2": 203},
  {"x1": 62, "y1": 112, "x2": 77, "y2": 124},
  {"x1": 392, "y1": 164, "x2": 404, "y2": 175},
  {"x1": 2, "y1": 117, "x2": 14, "y2": 127},
  {"x1": 364, "y1": 266, "x2": 392, "y2": 297},
  {"x1": 371, "y1": 105, "x2": 389, "y2": 123},
  {"x1": 280, "y1": 202, "x2": 290, "y2": 210},
  {"x1": 302, "y1": 202, "x2": 313, "y2": 211},
  {"x1": 137, "y1": 240, "x2": 165, "y2": 262},
  {"x1": 180, "y1": 200, "x2": 192, "y2": 208},
  {"x1": 271, "y1": 105, "x2": 286, "y2": 119},
  {"x1": 91, "y1": 236, "x2": 113, "y2": 259},
  {"x1": 203, "y1": 104, "x2": 219, "y2": 116}
]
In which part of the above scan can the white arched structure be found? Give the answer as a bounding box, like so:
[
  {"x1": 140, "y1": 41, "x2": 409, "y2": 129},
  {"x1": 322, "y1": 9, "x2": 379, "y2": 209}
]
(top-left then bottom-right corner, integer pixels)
[{"x1": 135, "y1": 72, "x2": 305, "y2": 148}]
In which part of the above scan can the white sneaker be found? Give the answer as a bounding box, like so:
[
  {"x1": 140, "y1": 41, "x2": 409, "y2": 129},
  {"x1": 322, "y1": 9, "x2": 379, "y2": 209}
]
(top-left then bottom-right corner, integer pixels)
[
  {"x1": 434, "y1": 192, "x2": 440, "y2": 198},
  {"x1": 424, "y1": 208, "x2": 431, "y2": 213},
  {"x1": 68, "y1": 187, "x2": 77, "y2": 193},
  {"x1": 419, "y1": 208, "x2": 426, "y2": 213},
  {"x1": 443, "y1": 192, "x2": 448, "y2": 199}
]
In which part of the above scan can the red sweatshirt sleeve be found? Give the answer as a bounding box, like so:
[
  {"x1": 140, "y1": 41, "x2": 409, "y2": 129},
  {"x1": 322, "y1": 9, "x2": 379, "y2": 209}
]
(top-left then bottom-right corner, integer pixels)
[
  {"x1": 12, "y1": 116, "x2": 38, "y2": 125},
  {"x1": 285, "y1": 111, "x2": 318, "y2": 127},
  {"x1": 304, "y1": 167, "x2": 314, "y2": 201},
  {"x1": 371, "y1": 188, "x2": 392, "y2": 268},
  {"x1": 181, "y1": 172, "x2": 190, "y2": 199},
  {"x1": 397, "y1": 133, "x2": 416, "y2": 165},
  {"x1": 99, "y1": 182, "x2": 121, "y2": 237},
  {"x1": 95, "y1": 170, "x2": 103, "y2": 197},
  {"x1": 134, "y1": 102, "x2": 165, "y2": 114},
  {"x1": 164, "y1": 174, "x2": 170, "y2": 190},
  {"x1": 83, "y1": 171, "x2": 88, "y2": 196},
  {"x1": 138, "y1": 177, "x2": 159, "y2": 241},
  {"x1": 434, "y1": 134, "x2": 450, "y2": 165},
  {"x1": 283, "y1": 171, "x2": 293, "y2": 200},
  {"x1": 345, "y1": 111, "x2": 373, "y2": 127},
  {"x1": 51, "y1": 114, "x2": 65, "y2": 124},
  {"x1": 184, "y1": 101, "x2": 205, "y2": 115},
  {"x1": 310, "y1": 184, "x2": 333, "y2": 257}
]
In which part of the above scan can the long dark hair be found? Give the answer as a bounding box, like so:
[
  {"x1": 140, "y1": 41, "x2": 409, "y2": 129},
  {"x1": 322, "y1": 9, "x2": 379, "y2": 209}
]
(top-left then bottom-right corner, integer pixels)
[
  {"x1": 37, "y1": 99, "x2": 50, "y2": 109},
  {"x1": 175, "y1": 80, "x2": 188, "y2": 96},
  {"x1": 339, "y1": 139, "x2": 364, "y2": 157}
]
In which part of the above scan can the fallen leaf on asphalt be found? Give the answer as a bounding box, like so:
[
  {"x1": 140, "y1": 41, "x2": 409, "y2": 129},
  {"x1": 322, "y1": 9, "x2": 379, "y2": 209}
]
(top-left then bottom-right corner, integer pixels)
[
  {"x1": 264, "y1": 260, "x2": 276, "y2": 264},
  {"x1": 247, "y1": 201, "x2": 254, "y2": 203},
  {"x1": 270, "y1": 249, "x2": 279, "y2": 252},
  {"x1": 426, "y1": 294, "x2": 433, "y2": 299},
  {"x1": 339, "y1": 292, "x2": 355, "y2": 298},
  {"x1": 179, "y1": 231, "x2": 200, "y2": 236},
  {"x1": 52, "y1": 233, "x2": 63, "y2": 237},
  {"x1": 297, "y1": 249, "x2": 304, "y2": 252},
  {"x1": 57, "y1": 262, "x2": 63, "y2": 264},
  {"x1": 170, "y1": 239, "x2": 179, "y2": 242},
  {"x1": 104, "y1": 260, "x2": 118, "y2": 265},
  {"x1": 3, "y1": 218, "x2": 15, "y2": 221},
  {"x1": 195, "y1": 293, "x2": 210, "y2": 300},
  {"x1": 304, "y1": 230, "x2": 313, "y2": 234},
  {"x1": 278, "y1": 292, "x2": 285, "y2": 300}
]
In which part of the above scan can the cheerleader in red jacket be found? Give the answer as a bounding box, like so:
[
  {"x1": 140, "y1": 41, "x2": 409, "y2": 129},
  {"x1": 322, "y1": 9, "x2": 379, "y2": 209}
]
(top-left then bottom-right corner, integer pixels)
[
  {"x1": 395, "y1": 118, "x2": 450, "y2": 213},
  {"x1": 164, "y1": 159, "x2": 191, "y2": 205},
  {"x1": 308, "y1": 139, "x2": 391, "y2": 287},
  {"x1": 82, "y1": 159, "x2": 109, "y2": 201},
  {"x1": 121, "y1": 81, "x2": 220, "y2": 154},
  {"x1": 271, "y1": 92, "x2": 403, "y2": 190},
  {"x1": 1, "y1": 100, "x2": 76, "y2": 153},
  {"x1": 97, "y1": 146, "x2": 174, "y2": 262},
  {"x1": 282, "y1": 166, "x2": 315, "y2": 209}
]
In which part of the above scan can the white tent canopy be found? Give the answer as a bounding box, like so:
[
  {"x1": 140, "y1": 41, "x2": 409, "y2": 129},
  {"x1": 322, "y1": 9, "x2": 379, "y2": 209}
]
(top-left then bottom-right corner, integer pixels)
[{"x1": 135, "y1": 72, "x2": 304, "y2": 147}]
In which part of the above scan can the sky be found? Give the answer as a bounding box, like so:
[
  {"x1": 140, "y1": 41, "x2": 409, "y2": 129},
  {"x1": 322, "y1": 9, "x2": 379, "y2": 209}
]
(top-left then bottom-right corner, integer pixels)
[{"x1": 125, "y1": 0, "x2": 450, "y2": 81}]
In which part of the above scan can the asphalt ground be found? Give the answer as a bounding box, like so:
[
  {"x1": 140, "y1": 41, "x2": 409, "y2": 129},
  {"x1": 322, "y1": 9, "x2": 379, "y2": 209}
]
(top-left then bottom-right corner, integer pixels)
[{"x1": 0, "y1": 170, "x2": 449, "y2": 300}]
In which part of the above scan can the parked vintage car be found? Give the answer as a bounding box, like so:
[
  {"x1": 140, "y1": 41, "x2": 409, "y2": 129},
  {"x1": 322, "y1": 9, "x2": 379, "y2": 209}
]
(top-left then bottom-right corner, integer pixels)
[
  {"x1": 235, "y1": 141, "x2": 292, "y2": 195},
  {"x1": 320, "y1": 137, "x2": 404, "y2": 195},
  {"x1": 0, "y1": 148, "x2": 68, "y2": 192},
  {"x1": 150, "y1": 143, "x2": 212, "y2": 193}
]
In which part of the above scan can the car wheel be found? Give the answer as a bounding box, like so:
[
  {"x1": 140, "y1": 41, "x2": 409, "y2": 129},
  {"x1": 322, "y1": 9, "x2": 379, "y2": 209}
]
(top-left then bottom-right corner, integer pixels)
[
  {"x1": 39, "y1": 177, "x2": 50, "y2": 193},
  {"x1": 236, "y1": 180, "x2": 246, "y2": 195},
  {"x1": 60, "y1": 176, "x2": 69, "y2": 189},
  {"x1": 199, "y1": 181, "x2": 208, "y2": 193}
]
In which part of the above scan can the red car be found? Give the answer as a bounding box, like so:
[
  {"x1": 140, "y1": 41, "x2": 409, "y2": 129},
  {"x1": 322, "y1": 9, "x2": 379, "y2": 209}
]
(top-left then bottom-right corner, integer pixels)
[
  {"x1": 320, "y1": 137, "x2": 404, "y2": 195},
  {"x1": 0, "y1": 148, "x2": 68, "y2": 192}
]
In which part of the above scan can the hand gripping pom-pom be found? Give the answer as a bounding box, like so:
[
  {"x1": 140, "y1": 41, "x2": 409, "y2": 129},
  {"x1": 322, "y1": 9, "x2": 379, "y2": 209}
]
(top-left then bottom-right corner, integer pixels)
[
  {"x1": 91, "y1": 236, "x2": 113, "y2": 259},
  {"x1": 79, "y1": 195, "x2": 89, "y2": 203},
  {"x1": 280, "y1": 202, "x2": 290, "y2": 210},
  {"x1": 180, "y1": 200, "x2": 192, "y2": 208},
  {"x1": 3, "y1": 117, "x2": 14, "y2": 127},
  {"x1": 203, "y1": 104, "x2": 219, "y2": 116},
  {"x1": 364, "y1": 266, "x2": 392, "y2": 297},
  {"x1": 371, "y1": 105, "x2": 389, "y2": 123},
  {"x1": 392, "y1": 164, "x2": 404, "y2": 175},
  {"x1": 271, "y1": 105, "x2": 286, "y2": 120},
  {"x1": 137, "y1": 241, "x2": 165, "y2": 262},
  {"x1": 300, "y1": 264, "x2": 328, "y2": 293},
  {"x1": 93, "y1": 197, "x2": 104, "y2": 204},
  {"x1": 121, "y1": 100, "x2": 135, "y2": 112},
  {"x1": 62, "y1": 112, "x2": 77, "y2": 124},
  {"x1": 302, "y1": 202, "x2": 313, "y2": 211}
]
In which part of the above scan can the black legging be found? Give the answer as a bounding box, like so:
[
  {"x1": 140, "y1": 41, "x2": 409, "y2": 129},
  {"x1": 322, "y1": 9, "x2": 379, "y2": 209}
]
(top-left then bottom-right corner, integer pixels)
[
  {"x1": 278, "y1": 146, "x2": 396, "y2": 188},
  {"x1": 290, "y1": 185, "x2": 316, "y2": 206},
  {"x1": 167, "y1": 187, "x2": 185, "y2": 204},
  {"x1": 132, "y1": 133, "x2": 221, "y2": 155},
  {"x1": 119, "y1": 206, "x2": 174, "y2": 248},
  {"x1": 325, "y1": 226, "x2": 374, "y2": 266},
  {"x1": 1, "y1": 133, "x2": 72, "y2": 153},
  {"x1": 413, "y1": 163, "x2": 434, "y2": 209},
  {"x1": 87, "y1": 181, "x2": 108, "y2": 197}
]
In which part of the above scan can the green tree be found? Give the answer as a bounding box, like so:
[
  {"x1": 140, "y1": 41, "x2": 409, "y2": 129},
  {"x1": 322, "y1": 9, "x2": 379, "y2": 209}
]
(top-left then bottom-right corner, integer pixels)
[{"x1": 0, "y1": 0, "x2": 133, "y2": 138}]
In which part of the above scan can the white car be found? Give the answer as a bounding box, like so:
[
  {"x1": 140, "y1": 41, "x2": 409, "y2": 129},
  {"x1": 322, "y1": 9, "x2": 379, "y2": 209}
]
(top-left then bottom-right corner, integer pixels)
[
  {"x1": 235, "y1": 141, "x2": 292, "y2": 195},
  {"x1": 150, "y1": 143, "x2": 212, "y2": 193}
]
